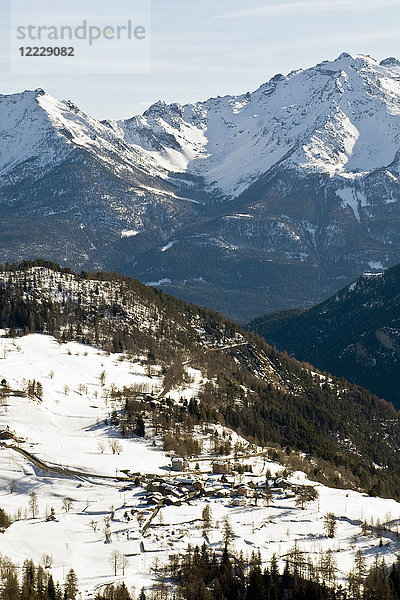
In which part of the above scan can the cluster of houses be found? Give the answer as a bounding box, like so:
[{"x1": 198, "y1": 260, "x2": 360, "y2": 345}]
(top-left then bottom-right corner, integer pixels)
[{"x1": 140, "y1": 459, "x2": 298, "y2": 508}]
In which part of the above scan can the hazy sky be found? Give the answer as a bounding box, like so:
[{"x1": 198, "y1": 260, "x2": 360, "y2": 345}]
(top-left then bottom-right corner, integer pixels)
[{"x1": 1, "y1": 0, "x2": 400, "y2": 119}]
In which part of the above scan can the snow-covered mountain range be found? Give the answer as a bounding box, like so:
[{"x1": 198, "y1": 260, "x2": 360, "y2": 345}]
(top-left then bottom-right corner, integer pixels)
[{"x1": 3, "y1": 53, "x2": 400, "y2": 320}]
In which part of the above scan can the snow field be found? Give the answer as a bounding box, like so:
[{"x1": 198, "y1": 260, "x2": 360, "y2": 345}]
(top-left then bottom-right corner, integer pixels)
[{"x1": 0, "y1": 334, "x2": 399, "y2": 596}]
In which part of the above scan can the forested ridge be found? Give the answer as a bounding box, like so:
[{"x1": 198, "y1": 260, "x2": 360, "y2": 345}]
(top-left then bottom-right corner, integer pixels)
[
  {"x1": 1, "y1": 260, "x2": 400, "y2": 499},
  {"x1": 246, "y1": 264, "x2": 400, "y2": 408}
]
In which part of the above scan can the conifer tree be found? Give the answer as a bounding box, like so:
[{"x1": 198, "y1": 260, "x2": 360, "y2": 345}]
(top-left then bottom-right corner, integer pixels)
[
  {"x1": 265, "y1": 482, "x2": 273, "y2": 507},
  {"x1": 323, "y1": 512, "x2": 337, "y2": 538},
  {"x1": 21, "y1": 558, "x2": 36, "y2": 600},
  {"x1": 36, "y1": 565, "x2": 47, "y2": 600},
  {"x1": 64, "y1": 568, "x2": 78, "y2": 600},
  {"x1": 363, "y1": 557, "x2": 391, "y2": 600},
  {"x1": 0, "y1": 559, "x2": 20, "y2": 600},
  {"x1": 138, "y1": 588, "x2": 147, "y2": 600},
  {"x1": 202, "y1": 504, "x2": 212, "y2": 535},
  {"x1": 222, "y1": 516, "x2": 234, "y2": 549},
  {"x1": 47, "y1": 575, "x2": 56, "y2": 600}
]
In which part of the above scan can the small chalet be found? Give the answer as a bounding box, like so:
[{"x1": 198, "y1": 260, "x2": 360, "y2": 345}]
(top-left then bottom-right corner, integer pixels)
[
  {"x1": 192, "y1": 480, "x2": 204, "y2": 491},
  {"x1": 212, "y1": 460, "x2": 231, "y2": 475},
  {"x1": 171, "y1": 457, "x2": 186, "y2": 471},
  {"x1": 235, "y1": 485, "x2": 250, "y2": 497}
]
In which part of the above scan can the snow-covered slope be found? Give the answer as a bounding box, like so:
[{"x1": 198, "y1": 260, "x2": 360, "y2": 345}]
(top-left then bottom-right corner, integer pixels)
[
  {"x1": 102, "y1": 53, "x2": 400, "y2": 198},
  {"x1": 2, "y1": 260, "x2": 400, "y2": 496},
  {"x1": 0, "y1": 88, "x2": 160, "y2": 186},
  {"x1": 1, "y1": 333, "x2": 400, "y2": 597}
]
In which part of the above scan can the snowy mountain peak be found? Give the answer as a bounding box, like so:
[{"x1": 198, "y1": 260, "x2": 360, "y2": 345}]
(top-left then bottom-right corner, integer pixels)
[
  {"x1": 3, "y1": 52, "x2": 400, "y2": 196},
  {"x1": 110, "y1": 51, "x2": 400, "y2": 195},
  {"x1": 380, "y1": 56, "x2": 400, "y2": 68},
  {"x1": 318, "y1": 52, "x2": 378, "y2": 69}
]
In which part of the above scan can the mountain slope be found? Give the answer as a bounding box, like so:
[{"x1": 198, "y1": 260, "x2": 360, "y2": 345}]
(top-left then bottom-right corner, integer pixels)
[
  {"x1": 1, "y1": 260, "x2": 400, "y2": 500},
  {"x1": 2, "y1": 333, "x2": 400, "y2": 595},
  {"x1": 112, "y1": 54, "x2": 400, "y2": 195},
  {"x1": 246, "y1": 263, "x2": 400, "y2": 408},
  {"x1": 3, "y1": 54, "x2": 400, "y2": 319}
]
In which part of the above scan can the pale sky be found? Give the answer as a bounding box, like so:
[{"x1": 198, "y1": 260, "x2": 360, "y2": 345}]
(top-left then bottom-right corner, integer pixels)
[{"x1": 1, "y1": 0, "x2": 400, "y2": 119}]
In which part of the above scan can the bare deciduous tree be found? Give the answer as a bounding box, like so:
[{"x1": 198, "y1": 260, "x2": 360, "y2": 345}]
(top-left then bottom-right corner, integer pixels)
[
  {"x1": 136, "y1": 512, "x2": 145, "y2": 529},
  {"x1": 121, "y1": 554, "x2": 129, "y2": 576},
  {"x1": 89, "y1": 520, "x2": 98, "y2": 532},
  {"x1": 108, "y1": 439, "x2": 123, "y2": 455},
  {"x1": 29, "y1": 491, "x2": 39, "y2": 519},
  {"x1": 109, "y1": 549, "x2": 122, "y2": 576},
  {"x1": 41, "y1": 553, "x2": 53, "y2": 569},
  {"x1": 62, "y1": 498, "x2": 73, "y2": 513}
]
